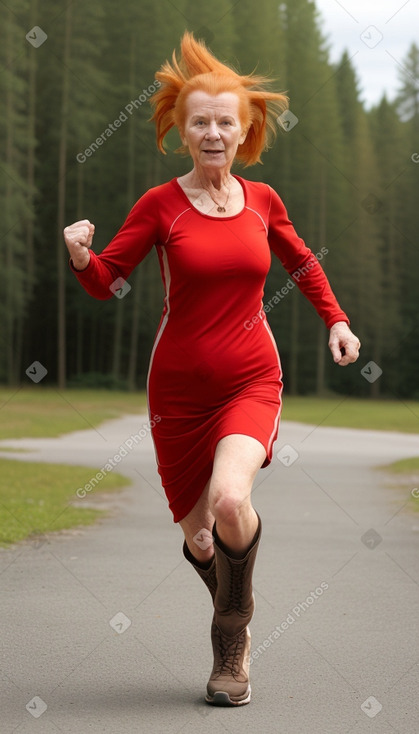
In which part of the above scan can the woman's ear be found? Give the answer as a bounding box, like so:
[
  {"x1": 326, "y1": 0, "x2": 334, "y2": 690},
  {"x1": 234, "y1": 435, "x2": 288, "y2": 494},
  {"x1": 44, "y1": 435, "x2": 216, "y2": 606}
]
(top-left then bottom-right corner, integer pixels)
[{"x1": 239, "y1": 126, "x2": 249, "y2": 145}]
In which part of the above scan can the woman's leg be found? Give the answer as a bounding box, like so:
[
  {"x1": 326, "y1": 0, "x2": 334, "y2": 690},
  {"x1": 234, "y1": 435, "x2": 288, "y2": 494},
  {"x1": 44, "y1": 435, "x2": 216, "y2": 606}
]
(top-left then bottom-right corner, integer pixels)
[
  {"x1": 180, "y1": 434, "x2": 267, "y2": 706},
  {"x1": 179, "y1": 476, "x2": 214, "y2": 564},
  {"x1": 179, "y1": 433, "x2": 266, "y2": 557},
  {"x1": 207, "y1": 434, "x2": 266, "y2": 555},
  {"x1": 179, "y1": 478, "x2": 217, "y2": 600}
]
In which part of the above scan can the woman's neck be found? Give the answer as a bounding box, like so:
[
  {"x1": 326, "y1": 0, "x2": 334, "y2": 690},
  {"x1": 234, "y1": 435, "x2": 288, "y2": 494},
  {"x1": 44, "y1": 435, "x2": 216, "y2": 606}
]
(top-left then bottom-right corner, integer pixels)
[{"x1": 189, "y1": 166, "x2": 233, "y2": 192}]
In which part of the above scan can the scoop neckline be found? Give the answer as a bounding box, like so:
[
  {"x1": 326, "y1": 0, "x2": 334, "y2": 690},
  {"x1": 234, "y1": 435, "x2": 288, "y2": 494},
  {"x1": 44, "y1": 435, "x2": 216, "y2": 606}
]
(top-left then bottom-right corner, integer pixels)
[{"x1": 172, "y1": 174, "x2": 247, "y2": 220}]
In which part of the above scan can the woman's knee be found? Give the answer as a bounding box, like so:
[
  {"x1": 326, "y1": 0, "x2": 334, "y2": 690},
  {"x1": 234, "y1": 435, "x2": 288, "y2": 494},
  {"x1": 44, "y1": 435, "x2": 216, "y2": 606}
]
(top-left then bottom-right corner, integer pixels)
[{"x1": 209, "y1": 484, "x2": 253, "y2": 527}]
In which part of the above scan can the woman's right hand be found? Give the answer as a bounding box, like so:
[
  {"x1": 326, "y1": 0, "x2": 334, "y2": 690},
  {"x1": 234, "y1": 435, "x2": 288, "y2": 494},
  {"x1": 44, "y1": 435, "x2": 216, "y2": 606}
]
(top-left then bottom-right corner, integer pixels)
[{"x1": 63, "y1": 219, "x2": 95, "y2": 271}]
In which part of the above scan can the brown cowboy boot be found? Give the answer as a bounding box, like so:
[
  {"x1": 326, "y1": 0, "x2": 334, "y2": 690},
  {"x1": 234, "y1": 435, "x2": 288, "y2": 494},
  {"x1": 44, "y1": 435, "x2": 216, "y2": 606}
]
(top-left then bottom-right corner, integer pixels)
[
  {"x1": 206, "y1": 513, "x2": 261, "y2": 706},
  {"x1": 183, "y1": 540, "x2": 217, "y2": 602}
]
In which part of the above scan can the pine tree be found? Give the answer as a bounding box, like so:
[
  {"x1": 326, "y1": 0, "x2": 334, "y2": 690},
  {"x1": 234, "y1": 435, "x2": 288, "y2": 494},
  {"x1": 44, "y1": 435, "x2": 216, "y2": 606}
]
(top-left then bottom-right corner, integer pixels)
[
  {"x1": 266, "y1": 0, "x2": 340, "y2": 394},
  {"x1": 393, "y1": 43, "x2": 419, "y2": 396},
  {"x1": 0, "y1": 1, "x2": 31, "y2": 384},
  {"x1": 182, "y1": 0, "x2": 236, "y2": 60},
  {"x1": 396, "y1": 42, "x2": 419, "y2": 121},
  {"x1": 367, "y1": 96, "x2": 404, "y2": 395},
  {"x1": 27, "y1": 0, "x2": 110, "y2": 386},
  {"x1": 331, "y1": 50, "x2": 383, "y2": 397}
]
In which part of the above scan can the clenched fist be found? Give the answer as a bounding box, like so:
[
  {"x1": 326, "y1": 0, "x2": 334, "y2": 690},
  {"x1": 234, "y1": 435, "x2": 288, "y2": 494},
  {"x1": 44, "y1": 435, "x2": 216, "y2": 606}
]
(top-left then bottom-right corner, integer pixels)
[
  {"x1": 328, "y1": 321, "x2": 361, "y2": 366},
  {"x1": 63, "y1": 219, "x2": 95, "y2": 271}
]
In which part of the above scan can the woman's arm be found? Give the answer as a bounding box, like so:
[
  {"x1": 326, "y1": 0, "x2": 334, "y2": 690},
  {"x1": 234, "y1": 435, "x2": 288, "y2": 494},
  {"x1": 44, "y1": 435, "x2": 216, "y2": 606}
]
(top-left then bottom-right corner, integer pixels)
[
  {"x1": 64, "y1": 188, "x2": 160, "y2": 300},
  {"x1": 267, "y1": 185, "x2": 360, "y2": 365}
]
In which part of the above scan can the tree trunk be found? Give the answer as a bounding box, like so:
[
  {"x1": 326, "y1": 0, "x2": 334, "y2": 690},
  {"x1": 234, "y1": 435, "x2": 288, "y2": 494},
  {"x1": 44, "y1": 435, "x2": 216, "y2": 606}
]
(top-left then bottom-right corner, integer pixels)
[
  {"x1": 5, "y1": 10, "x2": 15, "y2": 384},
  {"x1": 126, "y1": 31, "x2": 139, "y2": 391},
  {"x1": 127, "y1": 269, "x2": 142, "y2": 391},
  {"x1": 16, "y1": 0, "x2": 39, "y2": 381},
  {"x1": 76, "y1": 161, "x2": 85, "y2": 377},
  {"x1": 316, "y1": 162, "x2": 327, "y2": 395},
  {"x1": 26, "y1": 0, "x2": 38, "y2": 292},
  {"x1": 111, "y1": 302, "x2": 124, "y2": 380},
  {"x1": 56, "y1": 3, "x2": 73, "y2": 389},
  {"x1": 288, "y1": 296, "x2": 299, "y2": 394}
]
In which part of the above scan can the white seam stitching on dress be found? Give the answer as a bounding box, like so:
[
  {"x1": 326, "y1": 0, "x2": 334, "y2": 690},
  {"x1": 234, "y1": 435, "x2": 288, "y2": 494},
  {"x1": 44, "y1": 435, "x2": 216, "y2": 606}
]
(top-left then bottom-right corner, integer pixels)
[
  {"x1": 146, "y1": 246, "x2": 171, "y2": 464},
  {"x1": 262, "y1": 318, "x2": 283, "y2": 455},
  {"x1": 165, "y1": 208, "x2": 191, "y2": 244},
  {"x1": 245, "y1": 206, "x2": 268, "y2": 234}
]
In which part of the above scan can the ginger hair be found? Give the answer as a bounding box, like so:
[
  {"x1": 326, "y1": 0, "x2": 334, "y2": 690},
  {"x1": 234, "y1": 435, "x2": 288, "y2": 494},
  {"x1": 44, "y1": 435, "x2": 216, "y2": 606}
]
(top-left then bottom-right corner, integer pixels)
[{"x1": 149, "y1": 31, "x2": 289, "y2": 166}]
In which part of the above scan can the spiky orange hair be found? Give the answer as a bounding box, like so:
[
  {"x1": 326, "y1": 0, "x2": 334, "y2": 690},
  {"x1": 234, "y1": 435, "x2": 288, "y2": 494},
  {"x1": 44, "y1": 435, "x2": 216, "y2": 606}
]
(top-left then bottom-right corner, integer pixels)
[{"x1": 149, "y1": 31, "x2": 288, "y2": 166}]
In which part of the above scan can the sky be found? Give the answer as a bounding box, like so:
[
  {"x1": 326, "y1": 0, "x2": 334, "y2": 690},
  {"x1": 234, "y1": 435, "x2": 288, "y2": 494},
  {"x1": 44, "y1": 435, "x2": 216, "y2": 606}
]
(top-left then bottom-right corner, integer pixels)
[{"x1": 313, "y1": 0, "x2": 419, "y2": 108}]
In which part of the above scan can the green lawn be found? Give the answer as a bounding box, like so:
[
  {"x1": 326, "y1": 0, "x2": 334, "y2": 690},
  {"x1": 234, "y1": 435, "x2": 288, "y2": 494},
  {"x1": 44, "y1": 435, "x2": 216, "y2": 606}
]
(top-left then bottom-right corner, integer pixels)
[
  {"x1": 0, "y1": 458, "x2": 130, "y2": 547},
  {"x1": 383, "y1": 457, "x2": 419, "y2": 474},
  {"x1": 281, "y1": 396, "x2": 419, "y2": 433},
  {"x1": 0, "y1": 387, "x2": 148, "y2": 440},
  {"x1": 0, "y1": 388, "x2": 142, "y2": 546},
  {"x1": 381, "y1": 457, "x2": 419, "y2": 513}
]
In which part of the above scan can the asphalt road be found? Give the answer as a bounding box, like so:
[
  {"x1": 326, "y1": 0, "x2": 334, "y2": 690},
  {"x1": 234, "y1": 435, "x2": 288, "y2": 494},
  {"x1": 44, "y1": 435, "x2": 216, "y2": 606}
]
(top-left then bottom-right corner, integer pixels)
[{"x1": 1, "y1": 416, "x2": 418, "y2": 733}]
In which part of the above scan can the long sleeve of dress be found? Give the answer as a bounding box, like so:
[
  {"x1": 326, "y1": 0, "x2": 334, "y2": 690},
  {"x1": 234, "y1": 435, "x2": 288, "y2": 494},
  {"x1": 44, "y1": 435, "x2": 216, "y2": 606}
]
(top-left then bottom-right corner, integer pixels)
[
  {"x1": 70, "y1": 188, "x2": 160, "y2": 300},
  {"x1": 267, "y1": 185, "x2": 349, "y2": 329}
]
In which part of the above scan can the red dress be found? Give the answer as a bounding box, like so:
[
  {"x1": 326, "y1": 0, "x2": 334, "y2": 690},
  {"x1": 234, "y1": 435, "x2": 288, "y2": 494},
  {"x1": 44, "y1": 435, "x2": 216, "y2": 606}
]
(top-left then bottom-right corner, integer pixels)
[{"x1": 71, "y1": 176, "x2": 349, "y2": 522}]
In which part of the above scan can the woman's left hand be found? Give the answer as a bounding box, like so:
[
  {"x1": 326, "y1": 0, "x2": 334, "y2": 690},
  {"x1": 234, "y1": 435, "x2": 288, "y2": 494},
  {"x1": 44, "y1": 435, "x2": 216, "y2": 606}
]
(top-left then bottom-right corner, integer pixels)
[{"x1": 329, "y1": 321, "x2": 361, "y2": 366}]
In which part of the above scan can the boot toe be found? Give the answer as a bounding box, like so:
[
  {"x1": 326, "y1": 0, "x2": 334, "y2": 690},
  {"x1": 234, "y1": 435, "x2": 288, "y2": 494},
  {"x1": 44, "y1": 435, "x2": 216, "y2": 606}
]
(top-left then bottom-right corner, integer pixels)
[{"x1": 205, "y1": 682, "x2": 251, "y2": 706}]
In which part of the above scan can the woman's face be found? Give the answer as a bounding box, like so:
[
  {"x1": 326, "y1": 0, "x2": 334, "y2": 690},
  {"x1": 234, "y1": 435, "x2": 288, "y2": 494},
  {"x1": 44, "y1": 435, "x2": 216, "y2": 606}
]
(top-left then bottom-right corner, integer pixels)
[{"x1": 180, "y1": 91, "x2": 247, "y2": 172}]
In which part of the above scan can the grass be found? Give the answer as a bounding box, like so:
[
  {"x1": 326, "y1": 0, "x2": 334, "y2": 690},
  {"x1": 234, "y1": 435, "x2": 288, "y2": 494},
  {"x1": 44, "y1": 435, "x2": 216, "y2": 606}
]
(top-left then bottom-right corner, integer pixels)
[
  {"x1": 0, "y1": 447, "x2": 30, "y2": 452},
  {"x1": 281, "y1": 396, "x2": 419, "y2": 433},
  {"x1": 0, "y1": 458, "x2": 130, "y2": 547},
  {"x1": 380, "y1": 457, "x2": 419, "y2": 513},
  {"x1": 382, "y1": 457, "x2": 419, "y2": 474},
  {"x1": 0, "y1": 387, "x2": 148, "y2": 440},
  {"x1": 0, "y1": 388, "x2": 141, "y2": 546}
]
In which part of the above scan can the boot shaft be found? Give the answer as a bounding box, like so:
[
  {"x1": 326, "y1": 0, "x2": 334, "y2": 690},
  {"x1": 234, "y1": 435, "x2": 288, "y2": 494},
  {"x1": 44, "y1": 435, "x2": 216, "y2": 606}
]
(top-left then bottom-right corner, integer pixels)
[
  {"x1": 212, "y1": 514, "x2": 261, "y2": 635},
  {"x1": 183, "y1": 540, "x2": 217, "y2": 601}
]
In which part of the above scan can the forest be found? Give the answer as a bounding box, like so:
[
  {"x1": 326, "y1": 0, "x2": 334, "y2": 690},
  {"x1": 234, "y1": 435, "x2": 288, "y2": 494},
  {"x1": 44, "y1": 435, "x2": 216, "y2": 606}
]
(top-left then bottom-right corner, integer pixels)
[{"x1": 1, "y1": 0, "x2": 418, "y2": 397}]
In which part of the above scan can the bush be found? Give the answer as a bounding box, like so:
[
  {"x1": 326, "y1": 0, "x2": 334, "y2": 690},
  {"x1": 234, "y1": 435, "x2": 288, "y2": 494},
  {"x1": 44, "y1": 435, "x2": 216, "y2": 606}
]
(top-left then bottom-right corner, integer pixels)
[{"x1": 67, "y1": 372, "x2": 129, "y2": 391}]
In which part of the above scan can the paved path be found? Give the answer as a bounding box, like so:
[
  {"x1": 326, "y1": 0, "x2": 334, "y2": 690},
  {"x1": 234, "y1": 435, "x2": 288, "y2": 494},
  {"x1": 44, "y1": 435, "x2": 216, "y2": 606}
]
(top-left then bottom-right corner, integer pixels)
[{"x1": 1, "y1": 416, "x2": 418, "y2": 733}]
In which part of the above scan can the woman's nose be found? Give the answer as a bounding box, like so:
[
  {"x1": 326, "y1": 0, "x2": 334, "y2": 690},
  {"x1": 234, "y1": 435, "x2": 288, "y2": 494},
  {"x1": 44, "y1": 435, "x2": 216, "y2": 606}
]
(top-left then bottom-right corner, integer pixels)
[{"x1": 205, "y1": 121, "x2": 220, "y2": 139}]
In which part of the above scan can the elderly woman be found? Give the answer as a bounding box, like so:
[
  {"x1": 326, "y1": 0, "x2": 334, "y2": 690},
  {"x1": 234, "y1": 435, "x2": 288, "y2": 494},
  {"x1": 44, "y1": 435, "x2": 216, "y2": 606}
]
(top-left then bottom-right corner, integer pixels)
[{"x1": 64, "y1": 32, "x2": 360, "y2": 707}]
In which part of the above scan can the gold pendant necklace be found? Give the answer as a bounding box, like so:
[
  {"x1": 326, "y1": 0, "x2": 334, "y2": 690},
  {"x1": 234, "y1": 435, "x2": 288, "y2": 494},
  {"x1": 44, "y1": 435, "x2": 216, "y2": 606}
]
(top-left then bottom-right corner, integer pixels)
[{"x1": 210, "y1": 187, "x2": 230, "y2": 212}]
